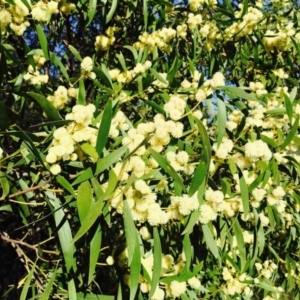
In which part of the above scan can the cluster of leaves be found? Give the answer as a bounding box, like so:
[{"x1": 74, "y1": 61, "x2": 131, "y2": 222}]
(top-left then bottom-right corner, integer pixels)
[{"x1": 1, "y1": 0, "x2": 300, "y2": 299}]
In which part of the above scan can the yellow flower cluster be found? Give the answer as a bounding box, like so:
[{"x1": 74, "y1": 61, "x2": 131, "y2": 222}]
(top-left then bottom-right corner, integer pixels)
[
  {"x1": 133, "y1": 27, "x2": 178, "y2": 53},
  {"x1": 263, "y1": 22, "x2": 296, "y2": 52},
  {"x1": 81, "y1": 56, "x2": 96, "y2": 79},
  {"x1": 31, "y1": 0, "x2": 59, "y2": 22},
  {"x1": 224, "y1": 6, "x2": 263, "y2": 40},
  {"x1": 189, "y1": 0, "x2": 217, "y2": 11},
  {"x1": 23, "y1": 54, "x2": 49, "y2": 85},
  {"x1": 108, "y1": 60, "x2": 152, "y2": 83},
  {"x1": 0, "y1": 0, "x2": 75, "y2": 35},
  {"x1": 95, "y1": 27, "x2": 117, "y2": 51},
  {"x1": 46, "y1": 104, "x2": 96, "y2": 174},
  {"x1": 47, "y1": 86, "x2": 78, "y2": 110}
]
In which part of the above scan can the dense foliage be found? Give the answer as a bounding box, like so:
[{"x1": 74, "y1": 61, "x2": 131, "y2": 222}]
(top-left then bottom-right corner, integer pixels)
[{"x1": 1, "y1": 0, "x2": 300, "y2": 299}]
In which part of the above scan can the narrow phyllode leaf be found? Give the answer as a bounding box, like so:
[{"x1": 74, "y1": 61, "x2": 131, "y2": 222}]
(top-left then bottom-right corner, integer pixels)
[
  {"x1": 27, "y1": 92, "x2": 61, "y2": 121},
  {"x1": 182, "y1": 210, "x2": 200, "y2": 235},
  {"x1": 78, "y1": 80, "x2": 86, "y2": 105},
  {"x1": 239, "y1": 171, "x2": 250, "y2": 218},
  {"x1": 87, "y1": 0, "x2": 97, "y2": 27},
  {"x1": 189, "y1": 118, "x2": 211, "y2": 196},
  {"x1": 15, "y1": 126, "x2": 45, "y2": 166},
  {"x1": 88, "y1": 224, "x2": 102, "y2": 284},
  {"x1": 68, "y1": 45, "x2": 82, "y2": 61},
  {"x1": 72, "y1": 145, "x2": 127, "y2": 186},
  {"x1": 129, "y1": 235, "x2": 141, "y2": 300},
  {"x1": 123, "y1": 200, "x2": 137, "y2": 265},
  {"x1": 20, "y1": 264, "x2": 36, "y2": 300},
  {"x1": 149, "y1": 148, "x2": 185, "y2": 192},
  {"x1": 143, "y1": 0, "x2": 148, "y2": 29},
  {"x1": 233, "y1": 218, "x2": 247, "y2": 271},
  {"x1": 77, "y1": 181, "x2": 93, "y2": 224},
  {"x1": 202, "y1": 224, "x2": 219, "y2": 258},
  {"x1": 73, "y1": 170, "x2": 116, "y2": 242},
  {"x1": 96, "y1": 100, "x2": 112, "y2": 156},
  {"x1": 257, "y1": 224, "x2": 265, "y2": 256},
  {"x1": 106, "y1": 0, "x2": 118, "y2": 23},
  {"x1": 56, "y1": 175, "x2": 76, "y2": 197},
  {"x1": 182, "y1": 234, "x2": 192, "y2": 271},
  {"x1": 40, "y1": 269, "x2": 57, "y2": 300},
  {"x1": 50, "y1": 52, "x2": 69, "y2": 80},
  {"x1": 280, "y1": 115, "x2": 299, "y2": 150},
  {"x1": 149, "y1": 227, "x2": 162, "y2": 298},
  {"x1": 222, "y1": 86, "x2": 257, "y2": 101},
  {"x1": 283, "y1": 92, "x2": 293, "y2": 123},
  {"x1": 150, "y1": 68, "x2": 169, "y2": 85},
  {"x1": 217, "y1": 98, "x2": 227, "y2": 147},
  {"x1": 51, "y1": 197, "x2": 77, "y2": 271},
  {"x1": 36, "y1": 24, "x2": 49, "y2": 59},
  {"x1": 0, "y1": 171, "x2": 10, "y2": 200},
  {"x1": 81, "y1": 143, "x2": 99, "y2": 162}
]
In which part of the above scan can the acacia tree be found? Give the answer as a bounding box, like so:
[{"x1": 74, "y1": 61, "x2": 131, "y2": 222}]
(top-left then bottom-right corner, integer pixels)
[{"x1": 1, "y1": 0, "x2": 300, "y2": 299}]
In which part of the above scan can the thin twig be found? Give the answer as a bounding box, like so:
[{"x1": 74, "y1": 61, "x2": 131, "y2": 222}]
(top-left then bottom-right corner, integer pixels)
[{"x1": 8, "y1": 179, "x2": 51, "y2": 199}]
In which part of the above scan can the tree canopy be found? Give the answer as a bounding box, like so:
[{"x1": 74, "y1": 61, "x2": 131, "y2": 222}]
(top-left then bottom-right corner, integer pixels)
[{"x1": 1, "y1": 0, "x2": 300, "y2": 299}]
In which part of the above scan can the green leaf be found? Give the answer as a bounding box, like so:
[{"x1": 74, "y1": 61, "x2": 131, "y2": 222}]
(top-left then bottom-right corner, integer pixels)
[
  {"x1": 15, "y1": 126, "x2": 45, "y2": 166},
  {"x1": 50, "y1": 197, "x2": 77, "y2": 271},
  {"x1": 289, "y1": 86, "x2": 297, "y2": 102},
  {"x1": 0, "y1": 171, "x2": 9, "y2": 200},
  {"x1": 72, "y1": 145, "x2": 127, "y2": 186},
  {"x1": 78, "y1": 80, "x2": 86, "y2": 105},
  {"x1": 149, "y1": 148, "x2": 185, "y2": 192},
  {"x1": 123, "y1": 199, "x2": 136, "y2": 265},
  {"x1": 283, "y1": 91, "x2": 293, "y2": 123},
  {"x1": 182, "y1": 234, "x2": 192, "y2": 270},
  {"x1": 149, "y1": 227, "x2": 162, "y2": 298},
  {"x1": 50, "y1": 52, "x2": 69, "y2": 80},
  {"x1": 257, "y1": 224, "x2": 265, "y2": 256},
  {"x1": 217, "y1": 98, "x2": 227, "y2": 147},
  {"x1": 167, "y1": 54, "x2": 182, "y2": 84},
  {"x1": 96, "y1": 100, "x2": 112, "y2": 155},
  {"x1": 72, "y1": 196, "x2": 104, "y2": 243},
  {"x1": 27, "y1": 92, "x2": 62, "y2": 121},
  {"x1": 233, "y1": 218, "x2": 247, "y2": 271},
  {"x1": 265, "y1": 108, "x2": 286, "y2": 115},
  {"x1": 40, "y1": 269, "x2": 57, "y2": 300},
  {"x1": 239, "y1": 170, "x2": 250, "y2": 218},
  {"x1": 36, "y1": 24, "x2": 49, "y2": 59},
  {"x1": 68, "y1": 45, "x2": 82, "y2": 61},
  {"x1": 129, "y1": 234, "x2": 141, "y2": 300},
  {"x1": 20, "y1": 265, "x2": 35, "y2": 300},
  {"x1": 106, "y1": 0, "x2": 118, "y2": 23},
  {"x1": 77, "y1": 181, "x2": 93, "y2": 224},
  {"x1": 202, "y1": 224, "x2": 219, "y2": 258},
  {"x1": 255, "y1": 281, "x2": 278, "y2": 292},
  {"x1": 150, "y1": 68, "x2": 169, "y2": 85},
  {"x1": 189, "y1": 118, "x2": 211, "y2": 196},
  {"x1": 222, "y1": 86, "x2": 257, "y2": 101},
  {"x1": 72, "y1": 170, "x2": 117, "y2": 243},
  {"x1": 57, "y1": 175, "x2": 76, "y2": 197},
  {"x1": 88, "y1": 224, "x2": 102, "y2": 284},
  {"x1": 87, "y1": 0, "x2": 97, "y2": 26},
  {"x1": 81, "y1": 143, "x2": 99, "y2": 162},
  {"x1": 143, "y1": 0, "x2": 148, "y2": 29},
  {"x1": 144, "y1": 100, "x2": 166, "y2": 115},
  {"x1": 280, "y1": 115, "x2": 299, "y2": 150},
  {"x1": 94, "y1": 65, "x2": 113, "y2": 88},
  {"x1": 182, "y1": 210, "x2": 200, "y2": 235}
]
